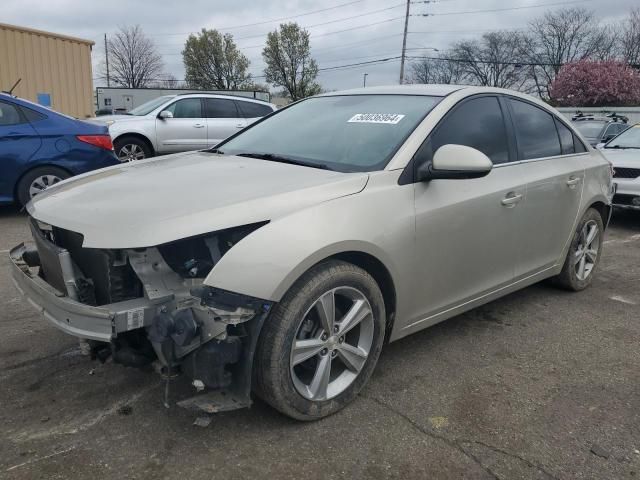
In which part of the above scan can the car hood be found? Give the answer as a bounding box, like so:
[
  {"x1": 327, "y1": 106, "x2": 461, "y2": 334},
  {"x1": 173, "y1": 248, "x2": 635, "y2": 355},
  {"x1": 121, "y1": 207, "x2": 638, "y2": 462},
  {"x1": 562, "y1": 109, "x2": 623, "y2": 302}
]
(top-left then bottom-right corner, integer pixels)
[
  {"x1": 599, "y1": 148, "x2": 640, "y2": 168},
  {"x1": 27, "y1": 151, "x2": 369, "y2": 248}
]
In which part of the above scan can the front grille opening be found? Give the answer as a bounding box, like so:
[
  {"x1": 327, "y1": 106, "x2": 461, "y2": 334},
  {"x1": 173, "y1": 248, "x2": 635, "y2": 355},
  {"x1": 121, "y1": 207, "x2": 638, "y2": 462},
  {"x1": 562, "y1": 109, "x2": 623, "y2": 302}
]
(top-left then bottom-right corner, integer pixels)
[
  {"x1": 46, "y1": 226, "x2": 143, "y2": 306},
  {"x1": 613, "y1": 167, "x2": 640, "y2": 179}
]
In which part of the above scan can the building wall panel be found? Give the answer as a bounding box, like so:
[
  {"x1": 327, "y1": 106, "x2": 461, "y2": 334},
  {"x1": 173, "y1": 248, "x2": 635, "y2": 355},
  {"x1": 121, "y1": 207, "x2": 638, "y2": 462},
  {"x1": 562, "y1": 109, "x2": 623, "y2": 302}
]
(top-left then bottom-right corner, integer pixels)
[{"x1": 0, "y1": 23, "x2": 94, "y2": 118}]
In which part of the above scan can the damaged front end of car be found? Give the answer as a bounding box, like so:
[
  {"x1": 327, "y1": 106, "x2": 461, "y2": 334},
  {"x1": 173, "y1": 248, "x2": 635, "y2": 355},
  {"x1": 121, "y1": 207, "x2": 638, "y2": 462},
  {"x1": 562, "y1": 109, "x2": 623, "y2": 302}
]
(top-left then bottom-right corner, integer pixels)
[{"x1": 10, "y1": 217, "x2": 272, "y2": 413}]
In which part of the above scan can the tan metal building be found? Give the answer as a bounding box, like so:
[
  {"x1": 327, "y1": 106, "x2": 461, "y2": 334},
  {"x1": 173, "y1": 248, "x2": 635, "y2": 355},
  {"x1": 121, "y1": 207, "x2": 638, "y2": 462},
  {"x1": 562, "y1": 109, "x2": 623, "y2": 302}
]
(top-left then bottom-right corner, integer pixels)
[{"x1": 0, "y1": 22, "x2": 94, "y2": 118}]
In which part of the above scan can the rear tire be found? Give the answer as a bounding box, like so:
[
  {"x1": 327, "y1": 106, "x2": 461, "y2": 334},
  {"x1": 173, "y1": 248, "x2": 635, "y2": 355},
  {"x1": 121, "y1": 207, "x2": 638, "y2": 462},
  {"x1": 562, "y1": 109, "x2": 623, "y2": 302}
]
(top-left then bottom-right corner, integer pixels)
[
  {"x1": 114, "y1": 136, "x2": 152, "y2": 162},
  {"x1": 552, "y1": 208, "x2": 604, "y2": 291},
  {"x1": 254, "y1": 260, "x2": 386, "y2": 420},
  {"x1": 16, "y1": 166, "x2": 70, "y2": 207}
]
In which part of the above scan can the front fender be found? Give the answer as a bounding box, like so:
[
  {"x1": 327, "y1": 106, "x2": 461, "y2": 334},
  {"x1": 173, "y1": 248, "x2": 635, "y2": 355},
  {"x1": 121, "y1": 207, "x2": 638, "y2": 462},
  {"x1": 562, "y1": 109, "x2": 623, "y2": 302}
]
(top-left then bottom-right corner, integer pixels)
[{"x1": 204, "y1": 171, "x2": 415, "y2": 305}]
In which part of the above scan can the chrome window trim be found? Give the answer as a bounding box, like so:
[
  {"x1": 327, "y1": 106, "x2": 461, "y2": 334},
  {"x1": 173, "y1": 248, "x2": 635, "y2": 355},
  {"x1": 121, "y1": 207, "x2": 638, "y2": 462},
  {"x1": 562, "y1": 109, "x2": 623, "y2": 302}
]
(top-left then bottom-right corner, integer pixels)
[{"x1": 492, "y1": 151, "x2": 591, "y2": 169}]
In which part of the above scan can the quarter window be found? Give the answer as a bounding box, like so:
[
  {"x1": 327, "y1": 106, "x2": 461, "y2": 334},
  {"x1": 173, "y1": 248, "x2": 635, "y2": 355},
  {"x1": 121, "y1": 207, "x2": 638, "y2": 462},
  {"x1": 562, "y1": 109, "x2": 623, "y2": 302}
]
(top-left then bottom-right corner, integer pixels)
[
  {"x1": 509, "y1": 99, "x2": 561, "y2": 160},
  {"x1": 236, "y1": 101, "x2": 273, "y2": 118},
  {"x1": 166, "y1": 98, "x2": 203, "y2": 118},
  {"x1": 555, "y1": 119, "x2": 575, "y2": 155},
  {"x1": 426, "y1": 96, "x2": 510, "y2": 164},
  {"x1": 204, "y1": 98, "x2": 239, "y2": 118},
  {"x1": 0, "y1": 101, "x2": 24, "y2": 126}
]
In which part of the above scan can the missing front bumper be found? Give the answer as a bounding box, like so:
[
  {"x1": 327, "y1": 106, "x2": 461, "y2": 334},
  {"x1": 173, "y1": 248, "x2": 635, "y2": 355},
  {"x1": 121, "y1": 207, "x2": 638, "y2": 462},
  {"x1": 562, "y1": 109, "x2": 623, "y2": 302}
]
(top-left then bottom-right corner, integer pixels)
[{"x1": 10, "y1": 243, "x2": 163, "y2": 342}]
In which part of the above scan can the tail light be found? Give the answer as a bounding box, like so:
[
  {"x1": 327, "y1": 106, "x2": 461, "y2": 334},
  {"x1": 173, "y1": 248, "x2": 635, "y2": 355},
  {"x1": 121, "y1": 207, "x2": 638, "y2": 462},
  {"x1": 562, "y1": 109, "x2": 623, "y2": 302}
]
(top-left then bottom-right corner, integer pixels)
[{"x1": 76, "y1": 135, "x2": 114, "y2": 151}]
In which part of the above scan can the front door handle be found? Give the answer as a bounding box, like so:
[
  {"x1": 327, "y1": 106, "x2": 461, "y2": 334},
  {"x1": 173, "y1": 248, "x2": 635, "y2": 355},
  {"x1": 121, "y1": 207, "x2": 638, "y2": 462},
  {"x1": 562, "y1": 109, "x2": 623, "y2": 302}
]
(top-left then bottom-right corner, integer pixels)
[
  {"x1": 566, "y1": 176, "x2": 581, "y2": 188},
  {"x1": 193, "y1": 123, "x2": 205, "y2": 128},
  {"x1": 501, "y1": 192, "x2": 523, "y2": 207}
]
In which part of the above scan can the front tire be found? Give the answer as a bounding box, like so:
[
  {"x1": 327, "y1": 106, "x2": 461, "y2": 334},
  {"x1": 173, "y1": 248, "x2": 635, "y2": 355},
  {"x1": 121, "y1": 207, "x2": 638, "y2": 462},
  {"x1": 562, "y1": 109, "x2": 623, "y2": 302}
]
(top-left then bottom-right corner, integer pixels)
[
  {"x1": 552, "y1": 208, "x2": 604, "y2": 291},
  {"x1": 254, "y1": 260, "x2": 386, "y2": 420}
]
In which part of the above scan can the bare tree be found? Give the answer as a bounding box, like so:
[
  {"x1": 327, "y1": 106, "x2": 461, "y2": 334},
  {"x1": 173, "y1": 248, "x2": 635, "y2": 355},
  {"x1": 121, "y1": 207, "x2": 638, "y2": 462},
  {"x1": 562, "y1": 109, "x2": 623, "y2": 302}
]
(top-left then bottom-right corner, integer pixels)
[
  {"x1": 621, "y1": 8, "x2": 640, "y2": 67},
  {"x1": 148, "y1": 73, "x2": 182, "y2": 89},
  {"x1": 106, "y1": 25, "x2": 164, "y2": 88},
  {"x1": 409, "y1": 54, "x2": 464, "y2": 84},
  {"x1": 522, "y1": 8, "x2": 614, "y2": 99},
  {"x1": 451, "y1": 31, "x2": 528, "y2": 89}
]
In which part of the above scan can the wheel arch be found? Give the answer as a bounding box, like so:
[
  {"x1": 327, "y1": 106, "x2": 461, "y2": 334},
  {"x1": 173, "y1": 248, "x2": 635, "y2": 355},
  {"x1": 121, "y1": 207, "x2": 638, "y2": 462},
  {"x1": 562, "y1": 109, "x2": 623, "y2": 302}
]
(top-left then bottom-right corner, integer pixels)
[
  {"x1": 113, "y1": 132, "x2": 155, "y2": 156},
  {"x1": 329, "y1": 251, "x2": 397, "y2": 338},
  {"x1": 587, "y1": 200, "x2": 611, "y2": 229}
]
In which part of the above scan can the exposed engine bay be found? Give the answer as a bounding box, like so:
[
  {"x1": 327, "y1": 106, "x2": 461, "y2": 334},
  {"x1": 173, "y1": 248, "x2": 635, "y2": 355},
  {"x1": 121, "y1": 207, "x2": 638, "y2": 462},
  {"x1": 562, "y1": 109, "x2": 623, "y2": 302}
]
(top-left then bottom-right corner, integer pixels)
[{"x1": 11, "y1": 217, "x2": 272, "y2": 412}]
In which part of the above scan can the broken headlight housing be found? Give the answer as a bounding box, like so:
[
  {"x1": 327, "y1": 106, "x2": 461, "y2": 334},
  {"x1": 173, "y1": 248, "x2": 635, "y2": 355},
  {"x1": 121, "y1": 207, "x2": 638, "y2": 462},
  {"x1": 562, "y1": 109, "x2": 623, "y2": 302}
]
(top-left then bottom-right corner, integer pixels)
[{"x1": 156, "y1": 221, "x2": 268, "y2": 279}]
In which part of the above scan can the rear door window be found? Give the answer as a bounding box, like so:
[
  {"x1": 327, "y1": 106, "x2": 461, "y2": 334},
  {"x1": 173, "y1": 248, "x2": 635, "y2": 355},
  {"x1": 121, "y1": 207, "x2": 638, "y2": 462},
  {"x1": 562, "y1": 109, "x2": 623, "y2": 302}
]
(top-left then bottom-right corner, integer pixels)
[
  {"x1": 236, "y1": 101, "x2": 273, "y2": 118},
  {"x1": 204, "y1": 98, "x2": 239, "y2": 118},
  {"x1": 509, "y1": 99, "x2": 561, "y2": 160}
]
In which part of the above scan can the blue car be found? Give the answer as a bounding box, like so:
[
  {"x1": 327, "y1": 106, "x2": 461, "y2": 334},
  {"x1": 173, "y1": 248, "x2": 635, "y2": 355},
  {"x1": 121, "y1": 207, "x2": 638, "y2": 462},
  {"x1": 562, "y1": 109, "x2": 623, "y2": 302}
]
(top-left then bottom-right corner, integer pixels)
[{"x1": 0, "y1": 93, "x2": 119, "y2": 206}]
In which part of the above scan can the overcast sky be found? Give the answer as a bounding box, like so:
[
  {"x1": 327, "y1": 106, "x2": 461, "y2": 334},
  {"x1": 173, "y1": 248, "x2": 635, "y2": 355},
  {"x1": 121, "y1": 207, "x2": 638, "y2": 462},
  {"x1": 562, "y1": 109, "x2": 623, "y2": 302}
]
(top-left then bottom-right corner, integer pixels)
[{"x1": 2, "y1": 0, "x2": 638, "y2": 92}]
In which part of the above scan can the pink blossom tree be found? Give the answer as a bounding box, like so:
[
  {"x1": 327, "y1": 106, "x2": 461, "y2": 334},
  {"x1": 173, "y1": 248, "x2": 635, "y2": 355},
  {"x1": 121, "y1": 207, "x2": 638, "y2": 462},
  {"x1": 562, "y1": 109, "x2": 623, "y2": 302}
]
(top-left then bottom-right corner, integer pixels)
[{"x1": 550, "y1": 60, "x2": 640, "y2": 106}]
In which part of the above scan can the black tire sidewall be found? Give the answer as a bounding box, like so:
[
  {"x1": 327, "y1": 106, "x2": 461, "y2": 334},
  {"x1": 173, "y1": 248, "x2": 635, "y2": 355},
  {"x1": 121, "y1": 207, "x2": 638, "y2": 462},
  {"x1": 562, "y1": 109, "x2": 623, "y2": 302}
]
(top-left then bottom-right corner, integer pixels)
[
  {"x1": 563, "y1": 208, "x2": 605, "y2": 290},
  {"x1": 16, "y1": 166, "x2": 70, "y2": 206},
  {"x1": 114, "y1": 136, "x2": 151, "y2": 161},
  {"x1": 257, "y1": 261, "x2": 386, "y2": 420}
]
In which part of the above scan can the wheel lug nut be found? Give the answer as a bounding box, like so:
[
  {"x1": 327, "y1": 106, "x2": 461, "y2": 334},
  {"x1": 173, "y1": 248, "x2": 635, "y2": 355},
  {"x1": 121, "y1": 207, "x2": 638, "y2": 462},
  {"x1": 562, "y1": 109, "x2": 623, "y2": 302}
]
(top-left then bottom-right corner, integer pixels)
[
  {"x1": 321, "y1": 334, "x2": 328, "y2": 341},
  {"x1": 321, "y1": 348, "x2": 328, "y2": 356},
  {"x1": 331, "y1": 350, "x2": 337, "y2": 357}
]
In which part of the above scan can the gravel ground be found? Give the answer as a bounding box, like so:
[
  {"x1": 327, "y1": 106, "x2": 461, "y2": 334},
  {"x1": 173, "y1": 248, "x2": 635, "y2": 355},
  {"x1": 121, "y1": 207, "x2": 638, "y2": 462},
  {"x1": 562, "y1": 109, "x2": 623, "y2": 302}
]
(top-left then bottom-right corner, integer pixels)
[{"x1": 0, "y1": 205, "x2": 638, "y2": 479}]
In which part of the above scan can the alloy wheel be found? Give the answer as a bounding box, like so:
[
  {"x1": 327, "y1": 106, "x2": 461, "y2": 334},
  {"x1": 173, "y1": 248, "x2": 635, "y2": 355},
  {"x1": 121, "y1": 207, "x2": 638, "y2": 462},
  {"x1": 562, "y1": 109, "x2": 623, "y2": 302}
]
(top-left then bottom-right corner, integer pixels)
[
  {"x1": 574, "y1": 219, "x2": 599, "y2": 281},
  {"x1": 290, "y1": 286, "x2": 374, "y2": 401},
  {"x1": 29, "y1": 175, "x2": 62, "y2": 199},
  {"x1": 118, "y1": 144, "x2": 146, "y2": 161}
]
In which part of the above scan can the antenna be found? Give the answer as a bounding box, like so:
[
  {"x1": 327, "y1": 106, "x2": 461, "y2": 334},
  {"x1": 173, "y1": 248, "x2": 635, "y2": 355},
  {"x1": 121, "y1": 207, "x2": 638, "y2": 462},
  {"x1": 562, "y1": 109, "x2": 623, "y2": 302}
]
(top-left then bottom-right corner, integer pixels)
[{"x1": 3, "y1": 78, "x2": 22, "y2": 95}]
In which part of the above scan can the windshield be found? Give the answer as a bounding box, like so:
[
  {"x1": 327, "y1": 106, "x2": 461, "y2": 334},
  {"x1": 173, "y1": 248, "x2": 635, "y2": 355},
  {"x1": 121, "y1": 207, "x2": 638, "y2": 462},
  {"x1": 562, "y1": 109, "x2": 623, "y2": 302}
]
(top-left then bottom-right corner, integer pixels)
[
  {"x1": 606, "y1": 124, "x2": 640, "y2": 149},
  {"x1": 128, "y1": 95, "x2": 175, "y2": 116},
  {"x1": 573, "y1": 121, "x2": 606, "y2": 138},
  {"x1": 216, "y1": 94, "x2": 442, "y2": 172}
]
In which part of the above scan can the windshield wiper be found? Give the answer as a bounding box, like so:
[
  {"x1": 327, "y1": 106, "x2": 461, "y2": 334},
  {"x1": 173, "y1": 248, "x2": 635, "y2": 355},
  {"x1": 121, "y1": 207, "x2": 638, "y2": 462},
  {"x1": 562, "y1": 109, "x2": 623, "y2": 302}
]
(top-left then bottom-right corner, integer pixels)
[
  {"x1": 235, "y1": 152, "x2": 331, "y2": 170},
  {"x1": 606, "y1": 145, "x2": 637, "y2": 149}
]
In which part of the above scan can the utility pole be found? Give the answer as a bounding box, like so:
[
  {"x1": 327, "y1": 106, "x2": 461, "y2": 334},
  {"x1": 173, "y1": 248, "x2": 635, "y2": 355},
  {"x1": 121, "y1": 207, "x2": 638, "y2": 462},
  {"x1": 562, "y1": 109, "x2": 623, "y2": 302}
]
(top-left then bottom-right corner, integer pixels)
[
  {"x1": 399, "y1": 0, "x2": 411, "y2": 84},
  {"x1": 363, "y1": 73, "x2": 368, "y2": 87},
  {"x1": 104, "y1": 33, "x2": 110, "y2": 87}
]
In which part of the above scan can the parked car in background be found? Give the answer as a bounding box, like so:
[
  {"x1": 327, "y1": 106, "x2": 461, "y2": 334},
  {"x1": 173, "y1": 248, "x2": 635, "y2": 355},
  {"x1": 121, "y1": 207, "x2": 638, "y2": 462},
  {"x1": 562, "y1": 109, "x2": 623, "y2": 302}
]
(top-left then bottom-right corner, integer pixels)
[
  {"x1": 0, "y1": 93, "x2": 119, "y2": 207},
  {"x1": 599, "y1": 124, "x2": 640, "y2": 210},
  {"x1": 88, "y1": 93, "x2": 277, "y2": 161},
  {"x1": 571, "y1": 112, "x2": 629, "y2": 147},
  {"x1": 11, "y1": 85, "x2": 612, "y2": 420}
]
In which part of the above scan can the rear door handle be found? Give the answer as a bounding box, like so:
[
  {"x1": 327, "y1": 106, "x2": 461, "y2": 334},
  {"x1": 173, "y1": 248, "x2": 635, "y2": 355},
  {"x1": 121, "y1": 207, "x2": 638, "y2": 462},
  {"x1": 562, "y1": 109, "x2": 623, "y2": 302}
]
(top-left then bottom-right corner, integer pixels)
[
  {"x1": 566, "y1": 176, "x2": 581, "y2": 187},
  {"x1": 501, "y1": 192, "x2": 523, "y2": 207},
  {"x1": 193, "y1": 123, "x2": 205, "y2": 128},
  {"x1": 235, "y1": 123, "x2": 245, "y2": 129}
]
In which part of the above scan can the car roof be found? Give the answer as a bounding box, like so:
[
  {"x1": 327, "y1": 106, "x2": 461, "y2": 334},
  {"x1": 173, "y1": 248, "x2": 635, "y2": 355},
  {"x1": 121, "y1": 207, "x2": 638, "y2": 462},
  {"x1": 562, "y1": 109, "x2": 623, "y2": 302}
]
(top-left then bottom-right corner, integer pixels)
[
  {"x1": 320, "y1": 84, "x2": 466, "y2": 97},
  {"x1": 175, "y1": 92, "x2": 274, "y2": 104}
]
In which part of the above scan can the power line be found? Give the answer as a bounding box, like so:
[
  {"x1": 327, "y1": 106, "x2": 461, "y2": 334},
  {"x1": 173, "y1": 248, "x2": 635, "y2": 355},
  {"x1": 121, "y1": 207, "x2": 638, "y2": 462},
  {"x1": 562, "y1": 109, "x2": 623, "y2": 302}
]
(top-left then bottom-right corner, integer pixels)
[
  {"x1": 216, "y1": 0, "x2": 366, "y2": 31},
  {"x1": 420, "y1": 0, "x2": 593, "y2": 17},
  {"x1": 233, "y1": 4, "x2": 405, "y2": 41},
  {"x1": 158, "y1": 17, "x2": 405, "y2": 54}
]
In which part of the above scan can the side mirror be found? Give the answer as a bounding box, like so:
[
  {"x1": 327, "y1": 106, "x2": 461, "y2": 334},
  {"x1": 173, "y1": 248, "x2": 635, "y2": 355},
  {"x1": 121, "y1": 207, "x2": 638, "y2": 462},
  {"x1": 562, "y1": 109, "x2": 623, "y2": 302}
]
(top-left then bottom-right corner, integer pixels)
[
  {"x1": 417, "y1": 144, "x2": 493, "y2": 181},
  {"x1": 158, "y1": 110, "x2": 173, "y2": 120}
]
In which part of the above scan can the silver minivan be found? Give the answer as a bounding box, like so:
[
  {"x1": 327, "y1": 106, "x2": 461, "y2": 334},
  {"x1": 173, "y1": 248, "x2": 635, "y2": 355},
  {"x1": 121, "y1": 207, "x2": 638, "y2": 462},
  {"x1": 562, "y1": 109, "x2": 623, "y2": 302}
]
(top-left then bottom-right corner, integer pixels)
[{"x1": 89, "y1": 93, "x2": 277, "y2": 161}]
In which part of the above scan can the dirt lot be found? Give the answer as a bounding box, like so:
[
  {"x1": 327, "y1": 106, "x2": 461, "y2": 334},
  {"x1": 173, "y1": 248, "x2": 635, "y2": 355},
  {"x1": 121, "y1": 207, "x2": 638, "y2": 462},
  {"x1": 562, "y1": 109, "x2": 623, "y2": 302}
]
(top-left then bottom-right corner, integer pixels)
[{"x1": 0, "y1": 205, "x2": 639, "y2": 480}]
